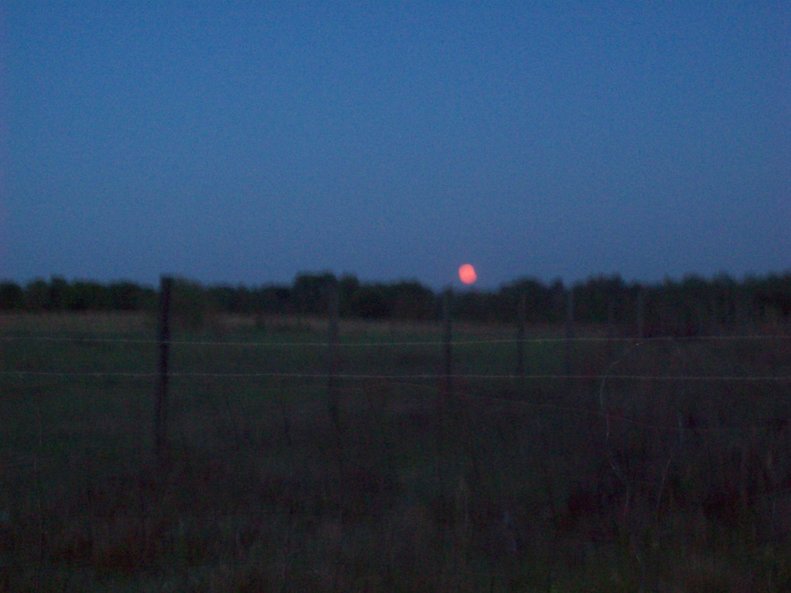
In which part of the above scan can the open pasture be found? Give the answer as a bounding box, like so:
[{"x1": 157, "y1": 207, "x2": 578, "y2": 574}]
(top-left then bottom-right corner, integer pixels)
[{"x1": 1, "y1": 312, "x2": 789, "y2": 592}]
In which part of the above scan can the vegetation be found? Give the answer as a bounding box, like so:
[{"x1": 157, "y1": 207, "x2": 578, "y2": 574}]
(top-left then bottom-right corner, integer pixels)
[
  {"x1": 2, "y1": 271, "x2": 790, "y2": 333},
  {"x1": 1, "y1": 305, "x2": 789, "y2": 591}
]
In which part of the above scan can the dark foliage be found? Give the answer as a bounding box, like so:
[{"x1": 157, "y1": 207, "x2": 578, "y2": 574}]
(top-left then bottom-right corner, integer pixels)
[{"x1": 2, "y1": 272, "x2": 790, "y2": 332}]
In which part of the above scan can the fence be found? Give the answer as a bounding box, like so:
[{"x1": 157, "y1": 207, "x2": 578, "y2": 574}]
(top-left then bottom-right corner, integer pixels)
[
  {"x1": 2, "y1": 276, "x2": 790, "y2": 459},
  {"x1": 2, "y1": 278, "x2": 790, "y2": 590}
]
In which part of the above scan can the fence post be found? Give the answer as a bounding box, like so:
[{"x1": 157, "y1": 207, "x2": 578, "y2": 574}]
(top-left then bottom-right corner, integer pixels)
[
  {"x1": 516, "y1": 293, "x2": 527, "y2": 384},
  {"x1": 606, "y1": 298, "x2": 616, "y2": 361},
  {"x1": 564, "y1": 287, "x2": 574, "y2": 377},
  {"x1": 442, "y1": 288, "x2": 453, "y2": 398},
  {"x1": 327, "y1": 280, "x2": 340, "y2": 431},
  {"x1": 155, "y1": 275, "x2": 172, "y2": 464},
  {"x1": 637, "y1": 289, "x2": 646, "y2": 339}
]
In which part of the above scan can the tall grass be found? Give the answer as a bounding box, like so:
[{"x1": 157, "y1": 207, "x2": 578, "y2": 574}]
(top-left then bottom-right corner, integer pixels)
[{"x1": 1, "y1": 312, "x2": 789, "y2": 591}]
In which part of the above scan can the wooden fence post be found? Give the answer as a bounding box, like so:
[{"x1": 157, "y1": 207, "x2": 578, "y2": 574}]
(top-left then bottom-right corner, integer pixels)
[
  {"x1": 442, "y1": 288, "x2": 453, "y2": 398},
  {"x1": 516, "y1": 293, "x2": 527, "y2": 384},
  {"x1": 564, "y1": 287, "x2": 574, "y2": 377},
  {"x1": 637, "y1": 289, "x2": 646, "y2": 339},
  {"x1": 155, "y1": 275, "x2": 172, "y2": 464},
  {"x1": 605, "y1": 296, "x2": 616, "y2": 363},
  {"x1": 327, "y1": 280, "x2": 340, "y2": 431}
]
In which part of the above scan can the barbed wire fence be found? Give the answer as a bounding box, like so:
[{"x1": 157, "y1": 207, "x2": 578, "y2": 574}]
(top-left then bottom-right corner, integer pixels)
[
  {"x1": 3, "y1": 309, "x2": 790, "y2": 459},
  {"x1": 2, "y1": 278, "x2": 791, "y2": 589},
  {"x1": 2, "y1": 274, "x2": 790, "y2": 472}
]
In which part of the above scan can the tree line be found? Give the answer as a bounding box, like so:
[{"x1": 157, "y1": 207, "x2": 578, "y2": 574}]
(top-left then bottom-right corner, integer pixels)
[{"x1": 1, "y1": 272, "x2": 789, "y2": 335}]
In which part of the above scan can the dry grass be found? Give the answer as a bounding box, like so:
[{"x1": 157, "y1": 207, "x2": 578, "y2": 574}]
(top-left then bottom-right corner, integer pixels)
[{"x1": 1, "y1": 312, "x2": 789, "y2": 591}]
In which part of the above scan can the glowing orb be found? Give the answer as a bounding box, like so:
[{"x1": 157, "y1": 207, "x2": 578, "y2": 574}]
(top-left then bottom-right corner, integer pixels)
[{"x1": 458, "y1": 263, "x2": 477, "y2": 285}]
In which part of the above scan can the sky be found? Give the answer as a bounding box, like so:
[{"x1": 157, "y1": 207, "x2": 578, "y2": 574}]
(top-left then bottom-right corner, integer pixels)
[{"x1": 1, "y1": 1, "x2": 789, "y2": 290}]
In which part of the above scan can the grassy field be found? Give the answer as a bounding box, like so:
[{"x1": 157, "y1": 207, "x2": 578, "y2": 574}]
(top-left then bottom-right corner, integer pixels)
[{"x1": 1, "y1": 312, "x2": 790, "y2": 592}]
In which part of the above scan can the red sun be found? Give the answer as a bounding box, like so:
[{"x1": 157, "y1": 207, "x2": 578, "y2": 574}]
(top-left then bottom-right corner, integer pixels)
[{"x1": 458, "y1": 263, "x2": 477, "y2": 285}]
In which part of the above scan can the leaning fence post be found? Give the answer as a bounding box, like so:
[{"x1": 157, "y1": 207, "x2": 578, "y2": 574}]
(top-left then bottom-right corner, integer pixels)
[{"x1": 155, "y1": 275, "x2": 172, "y2": 464}]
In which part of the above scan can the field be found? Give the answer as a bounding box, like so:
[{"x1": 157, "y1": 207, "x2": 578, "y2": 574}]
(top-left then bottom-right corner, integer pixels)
[{"x1": 1, "y1": 312, "x2": 790, "y2": 592}]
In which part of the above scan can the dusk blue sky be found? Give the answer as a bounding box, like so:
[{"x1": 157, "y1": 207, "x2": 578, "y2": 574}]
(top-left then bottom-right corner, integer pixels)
[{"x1": 2, "y1": 2, "x2": 788, "y2": 289}]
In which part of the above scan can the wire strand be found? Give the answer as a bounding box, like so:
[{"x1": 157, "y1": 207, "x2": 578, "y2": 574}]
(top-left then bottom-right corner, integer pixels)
[
  {"x1": 1, "y1": 333, "x2": 789, "y2": 347},
  {"x1": 3, "y1": 370, "x2": 790, "y2": 382}
]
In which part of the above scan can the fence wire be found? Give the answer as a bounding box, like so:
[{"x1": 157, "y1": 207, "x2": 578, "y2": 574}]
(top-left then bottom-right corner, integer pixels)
[
  {"x1": 3, "y1": 370, "x2": 790, "y2": 382},
  {"x1": 2, "y1": 333, "x2": 790, "y2": 347},
  {"x1": 3, "y1": 329, "x2": 789, "y2": 383}
]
